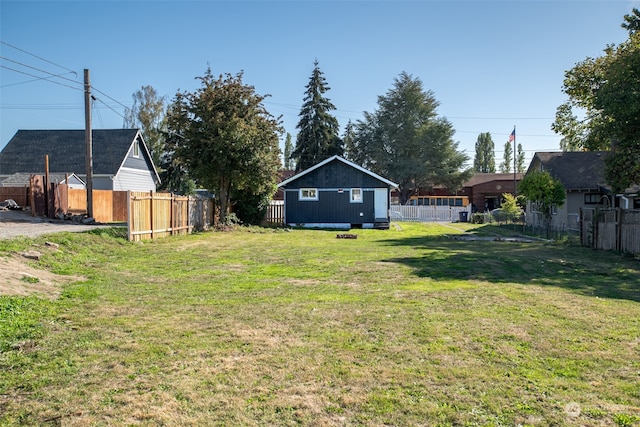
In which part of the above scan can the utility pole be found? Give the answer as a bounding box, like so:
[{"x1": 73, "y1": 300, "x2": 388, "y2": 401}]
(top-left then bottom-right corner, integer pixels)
[{"x1": 84, "y1": 69, "x2": 94, "y2": 218}]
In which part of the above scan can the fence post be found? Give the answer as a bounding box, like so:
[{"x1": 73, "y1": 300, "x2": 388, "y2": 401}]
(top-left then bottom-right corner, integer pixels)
[
  {"x1": 127, "y1": 190, "x2": 132, "y2": 241},
  {"x1": 617, "y1": 208, "x2": 623, "y2": 252},
  {"x1": 150, "y1": 190, "x2": 154, "y2": 240}
]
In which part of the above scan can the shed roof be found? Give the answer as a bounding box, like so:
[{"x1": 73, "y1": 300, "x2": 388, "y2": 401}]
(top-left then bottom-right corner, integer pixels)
[
  {"x1": 277, "y1": 156, "x2": 398, "y2": 188},
  {"x1": 0, "y1": 172, "x2": 85, "y2": 187}
]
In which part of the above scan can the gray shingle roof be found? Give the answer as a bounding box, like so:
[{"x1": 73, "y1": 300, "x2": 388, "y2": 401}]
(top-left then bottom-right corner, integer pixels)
[
  {"x1": 529, "y1": 151, "x2": 609, "y2": 191},
  {"x1": 0, "y1": 129, "x2": 142, "y2": 176}
]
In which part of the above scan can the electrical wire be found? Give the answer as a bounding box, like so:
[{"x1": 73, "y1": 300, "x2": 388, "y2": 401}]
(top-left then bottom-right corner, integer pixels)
[
  {"x1": 0, "y1": 41, "x2": 77, "y2": 75},
  {"x1": 0, "y1": 65, "x2": 82, "y2": 91}
]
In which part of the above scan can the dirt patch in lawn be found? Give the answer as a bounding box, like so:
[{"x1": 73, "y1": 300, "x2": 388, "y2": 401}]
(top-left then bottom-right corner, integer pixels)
[{"x1": 0, "y1": 254, "x2": 79, "y2": 299}]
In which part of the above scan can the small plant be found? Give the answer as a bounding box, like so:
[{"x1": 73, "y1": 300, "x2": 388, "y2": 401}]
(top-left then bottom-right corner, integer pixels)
[
  {"x1": 614, "y1": 413, "x2": 640, "y2": 427},
  {"x1": 20, "y1": 275, "x2": 40, "y2": 284}
]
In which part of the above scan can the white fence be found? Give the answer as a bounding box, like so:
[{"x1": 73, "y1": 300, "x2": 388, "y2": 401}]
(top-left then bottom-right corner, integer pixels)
[{"x1": 390, "y1": 205, "x2": 471, "y2": 222}]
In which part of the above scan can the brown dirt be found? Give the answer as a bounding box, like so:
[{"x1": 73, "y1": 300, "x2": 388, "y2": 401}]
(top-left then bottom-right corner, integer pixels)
[
  {"x1": 1, "y1": 209, "x2": 92, "y2": 299},
  {"x1": 0, "y1": 253, "x2": 79, "y2": 299}
]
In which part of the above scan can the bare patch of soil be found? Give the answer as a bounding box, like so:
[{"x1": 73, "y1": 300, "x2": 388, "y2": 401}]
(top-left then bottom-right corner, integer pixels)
[{"x1": 0, "y1": 254, "x2": 79, "y2": 299}]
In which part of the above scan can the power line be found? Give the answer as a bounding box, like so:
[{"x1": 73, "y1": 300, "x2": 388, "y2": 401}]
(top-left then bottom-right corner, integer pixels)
[
  {"x1": 0, "y1": 41, "x2": 77, "y2": 75},
  {"x1": 0, "y1": 56, "x2": 82, "y2": 86},
  {"x1": 0, "y1": 65, "x2": 82, "y2": 91}
]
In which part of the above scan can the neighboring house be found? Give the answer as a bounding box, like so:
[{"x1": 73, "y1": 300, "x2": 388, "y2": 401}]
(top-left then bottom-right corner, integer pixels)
[
  {"x1": 524, "y1": 151, "x2": 619, "y2": 231},
  {"x1": 459, "y1": 173, "x2": 523, "y2": 212},
  {"x1": 0, "y1": 129, "x2": 160, "y2": 191},
  {"x1": 0, "y1": 172, "x2": 86, "y2": 189},
  {"x1": 277, "y1": 155, "x2": 398, "y2": 229}
]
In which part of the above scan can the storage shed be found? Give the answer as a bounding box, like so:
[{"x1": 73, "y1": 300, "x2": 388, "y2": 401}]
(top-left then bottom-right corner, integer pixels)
[{"x1": 277, "y1": 156, "x2": 398, "y2": 229}]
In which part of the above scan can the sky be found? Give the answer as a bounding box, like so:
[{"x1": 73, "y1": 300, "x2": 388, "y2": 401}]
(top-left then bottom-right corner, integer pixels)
[{"x1": 0, "y1": 0, "x2": 636, "y2": 169}]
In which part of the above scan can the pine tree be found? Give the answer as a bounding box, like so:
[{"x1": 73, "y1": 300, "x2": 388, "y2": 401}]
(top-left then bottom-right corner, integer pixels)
[
  {"x1": 292, "y1": 60, "x2": 343, "y2": 171},
  {"x1": 283, "y1": 133, "x2": 294, "y2": 170}
]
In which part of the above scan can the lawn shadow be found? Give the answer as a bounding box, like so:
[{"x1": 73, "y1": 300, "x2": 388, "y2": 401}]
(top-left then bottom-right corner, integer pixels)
[{"x1": 380, "y1": 234, "x2": 640, "y2": 303}]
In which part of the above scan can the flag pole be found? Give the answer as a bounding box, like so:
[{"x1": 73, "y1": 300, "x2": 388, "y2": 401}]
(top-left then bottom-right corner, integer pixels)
[{"x1": 512, "y1": 125, "x2": 516, "y2": 197}]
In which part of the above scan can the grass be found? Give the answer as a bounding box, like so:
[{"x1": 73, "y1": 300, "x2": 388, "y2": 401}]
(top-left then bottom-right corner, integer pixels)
[{"x1": 0, "y1": 222, "x2": 639, "y2": 426}]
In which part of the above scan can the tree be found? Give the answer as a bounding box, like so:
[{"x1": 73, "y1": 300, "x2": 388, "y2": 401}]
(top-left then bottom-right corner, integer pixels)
[
  {"x1": 283, "y1": 133, "x2": 294, "y2": 170},
  {"x1": 517, "y1": 143, "x2": 526, "y2": 173},
  {"x1": 123, "y1": 85, "x2": 166, "y2": 168},
  {"x1": 473, "y1": 132, "x2": 496, "y2": 173},
  {"x1": 165, "y1": 68, "x2": 282, "y2": 223},
  {"x1": 345, "y1": 72, "x2": 472, "y2": 204},
  {"x1": 518, "y1": 171, "x2": 566, "y2": 237},
  {"x1": 292, "y1": 60, "x2": 343, "y2": 171},
  {"x1": 499, "y1": 141, "x2": 513, "y2": 173},
  {"x1": 552, "y1": 8, "x2": 640, "y2": 192}
]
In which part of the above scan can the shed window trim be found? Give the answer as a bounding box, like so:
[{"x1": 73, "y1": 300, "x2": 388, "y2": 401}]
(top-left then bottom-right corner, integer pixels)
[
  {"x1": 350, "y1": 188, "x2": 363, "y2": 203},
  {"x1": 299, "y1": 188, "x2": 318, "y2": 201}
]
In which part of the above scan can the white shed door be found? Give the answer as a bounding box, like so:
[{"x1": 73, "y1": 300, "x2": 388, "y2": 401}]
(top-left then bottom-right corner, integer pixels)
[{"x1": 374, "y1": 188, "x2": 388, "y2": 218}]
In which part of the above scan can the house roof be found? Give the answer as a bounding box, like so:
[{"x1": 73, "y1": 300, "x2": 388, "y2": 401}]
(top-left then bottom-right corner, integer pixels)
[
  {"x1": 0, "y1": 129, "x2": 158, "y2": 181},
  {"x1": 0, "y1": 172, "x2": 85, "y2": 187},
  {"x1": 528, "y1": 151, "x2": 609, "y2": 191},
  {"x1": 463, "y1": 172, "x2": 524, "y2": 187},
  {"x1": 277, "y1": 156, "x2": 399, "y2": 188}
]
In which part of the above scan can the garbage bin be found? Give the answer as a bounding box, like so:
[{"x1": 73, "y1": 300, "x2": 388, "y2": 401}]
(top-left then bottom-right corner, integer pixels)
[{"x1": 459, "y1": 211, "x2": 468, "y2": 222}]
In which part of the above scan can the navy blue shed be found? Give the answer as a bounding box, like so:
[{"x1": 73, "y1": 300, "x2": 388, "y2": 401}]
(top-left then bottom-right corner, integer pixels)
[{"x1": 277, "y1": 156, "x2": 398, "y2": 229}]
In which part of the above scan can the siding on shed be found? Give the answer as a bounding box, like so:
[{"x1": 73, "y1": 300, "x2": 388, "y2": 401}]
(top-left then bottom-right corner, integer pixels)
[
  {"x1": 285, "y1": 160, "x2": 389, "y2": 189},
  {"x1": 284, "y1": 188, "x2": 377, "y2": 225}
]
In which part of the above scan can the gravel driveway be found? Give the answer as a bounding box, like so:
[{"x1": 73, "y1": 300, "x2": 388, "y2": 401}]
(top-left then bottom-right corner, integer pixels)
[{"x1": 0, "y1": 209, "x2": 115, "y2": 239}]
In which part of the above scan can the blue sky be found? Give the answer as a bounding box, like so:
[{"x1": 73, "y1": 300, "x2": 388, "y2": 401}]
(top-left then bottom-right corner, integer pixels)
[{"x1": 0, "y1": 0, "x2": 635, "y2": 168}]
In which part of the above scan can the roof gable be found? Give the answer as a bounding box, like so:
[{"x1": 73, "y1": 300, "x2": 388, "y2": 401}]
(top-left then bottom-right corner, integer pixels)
[
  {"x1": 0, "y1": 129, "x2": 158, "y2": 182},
  {"x1": 277, "y1": 156, "x2": 398, "y2": 188}
]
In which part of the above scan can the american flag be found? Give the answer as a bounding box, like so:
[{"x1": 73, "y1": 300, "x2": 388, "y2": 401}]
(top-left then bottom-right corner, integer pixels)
[{"x1": 509, "y1": 129, "x2": 515, "y2": 142}]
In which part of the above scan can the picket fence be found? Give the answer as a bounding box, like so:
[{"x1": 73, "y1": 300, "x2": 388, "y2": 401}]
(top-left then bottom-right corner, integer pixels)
[{"x1": 389, "y1": 205, "x2": 471, "y2": 222}]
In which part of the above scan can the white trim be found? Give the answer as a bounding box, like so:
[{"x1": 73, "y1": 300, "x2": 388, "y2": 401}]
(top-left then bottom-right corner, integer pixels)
[
  {"x1": 277, "y1": 156, "x2": 398, "y2": 189},
  {"x1": 299, "y1": 188, "x2": 318, "y2": 201},
  {"x1": 350, "y1": 188, "x2": 363, "y2": 203}
]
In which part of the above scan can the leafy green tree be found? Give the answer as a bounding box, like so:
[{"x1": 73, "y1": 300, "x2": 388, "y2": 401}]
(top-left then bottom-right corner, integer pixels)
[
  {"x1": 283, "y1": 133, "x2": 294, "y2": 170},
  {"x1": 123, "y1": 85, "x2": 166, "y2": 168},
  {"x1": 473, "y1": 132, "x2": 496, "y2": 173},
  {"x1": 292, "y1": 60, "x2": 343, "y2": 171},
  {"x1": 494, "y1": 193, "x2": 522, "y2": 223},
  {"x1": 165, "y1": 68, "x2": 282, "y2": 223},
  {"x1": 518, "y1": 171, "x2": 566, "y2": 237},
  {"x1": 517, "y1": 143, "x2": 526, "y2": 173},
  {"x1": 346, "y1": 72, "x2": 471, "y2": 204},
  {"x1": 499, "y1": 141, "x2": 513, "y2": 173},
  {"x1": 552, "y1": 8, "x2": 640, "y2": 192}
]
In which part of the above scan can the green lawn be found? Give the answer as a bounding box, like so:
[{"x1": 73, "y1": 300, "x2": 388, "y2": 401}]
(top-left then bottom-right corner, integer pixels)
[{"x1": 1, "y1": 223, "x2": 639, "y2": 426}]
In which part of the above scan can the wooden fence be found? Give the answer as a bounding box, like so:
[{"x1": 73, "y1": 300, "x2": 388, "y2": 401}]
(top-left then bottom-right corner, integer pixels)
[
  {"x1": 0, "y1": 187, "x2": 29, "y2": 207},
  {"x1": 68, "y1": 189, "x2": 128, "y2": 223},
  {"x1": 265, "y1": 200, "x2": 284, "y2": 225},
  {"x1": 581, "y1": 208, "x2": 640, "y2": 256},
  {"x1": 127, "y1": 192, "x2": 215, "y2": 242}
]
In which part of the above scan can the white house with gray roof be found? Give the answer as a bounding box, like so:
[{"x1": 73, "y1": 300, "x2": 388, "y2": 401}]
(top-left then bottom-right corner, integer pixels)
[{"x1": 0, "y1": 129, "x2": 160, "y2": 192}]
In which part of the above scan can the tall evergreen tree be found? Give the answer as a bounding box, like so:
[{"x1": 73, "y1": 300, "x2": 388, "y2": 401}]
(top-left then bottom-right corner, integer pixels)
[
  {"x1": 292, "y1": 60, "x2": 343, "y2": 171},
  {"x1": 283, "y1": 133, "x2": 294, "y2": 170},
  {"x1": 473, "y1": 132, "x2": 496, "y2": 173},
  {"x1": 499, "y1": 141, "x2": 513, "y2": 173},
  {"x1": 347, "y1": 72, "x2": 471, "y2": 204}
]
